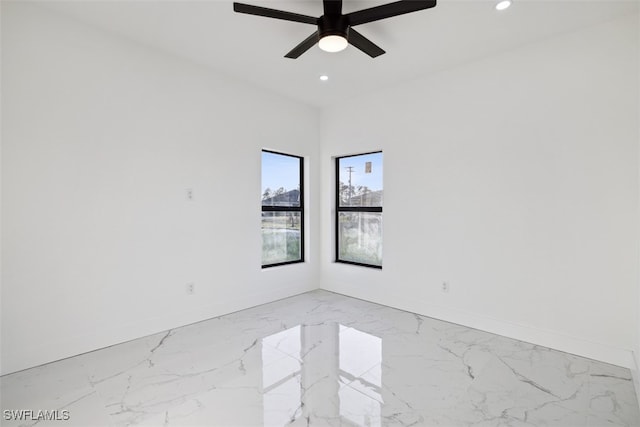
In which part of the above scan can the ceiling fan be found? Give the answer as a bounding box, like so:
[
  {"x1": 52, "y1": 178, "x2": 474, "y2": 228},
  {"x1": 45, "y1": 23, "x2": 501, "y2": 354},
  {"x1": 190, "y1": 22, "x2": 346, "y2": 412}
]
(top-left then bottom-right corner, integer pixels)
[{"x1": 233, "y1": 0, "x2": 437, "y2": 59}]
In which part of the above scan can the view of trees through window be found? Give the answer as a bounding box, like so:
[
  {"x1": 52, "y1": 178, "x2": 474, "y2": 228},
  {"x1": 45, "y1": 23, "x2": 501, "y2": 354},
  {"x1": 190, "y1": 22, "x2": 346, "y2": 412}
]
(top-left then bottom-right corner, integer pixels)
[
  {"x1": 261, "y1": 151, "x2": 303, "y2": 267},
  {"x1": 336, "y1": 152, "x2": 383, "y2": 268}
]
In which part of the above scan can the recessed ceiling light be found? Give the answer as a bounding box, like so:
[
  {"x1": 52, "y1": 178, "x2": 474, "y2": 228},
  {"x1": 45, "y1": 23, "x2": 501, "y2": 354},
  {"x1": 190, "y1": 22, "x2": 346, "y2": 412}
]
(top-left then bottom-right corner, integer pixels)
[
  {"x1": 495, "y1": 0, "x2": 511, "y2": 10},
  {"x1": 319, "y1": 75, "x2": 329, "y2": 81}
]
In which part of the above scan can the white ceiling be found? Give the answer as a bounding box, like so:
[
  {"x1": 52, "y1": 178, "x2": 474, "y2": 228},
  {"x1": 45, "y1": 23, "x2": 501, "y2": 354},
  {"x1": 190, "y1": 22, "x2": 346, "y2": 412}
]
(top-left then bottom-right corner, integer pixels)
[{"x1": 36, "y1": 0, "x2": 638, "y2": 108}]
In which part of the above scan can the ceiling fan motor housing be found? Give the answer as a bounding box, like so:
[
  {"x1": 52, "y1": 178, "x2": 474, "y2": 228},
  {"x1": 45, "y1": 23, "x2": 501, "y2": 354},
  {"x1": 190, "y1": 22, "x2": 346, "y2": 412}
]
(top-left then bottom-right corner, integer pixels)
[{"x1": 318, "y1": 15, "x2": 349, "y2": 39}]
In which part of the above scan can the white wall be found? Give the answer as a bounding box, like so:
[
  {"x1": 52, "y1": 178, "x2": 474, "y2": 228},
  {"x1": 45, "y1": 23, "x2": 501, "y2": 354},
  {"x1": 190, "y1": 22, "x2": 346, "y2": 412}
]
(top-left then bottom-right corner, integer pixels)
[
  {"x1": 320, "y1": 15, "x2": 639, "y2": 368},
  {"x1": 636, "y1": 7, "x2": 640, "y2": 405},
  {"x1": 2, "y1": 2, "x2": 639, "y2": 378},
  {"x1": 1, "y1": 2, "x2": 320, "y2": 375}
]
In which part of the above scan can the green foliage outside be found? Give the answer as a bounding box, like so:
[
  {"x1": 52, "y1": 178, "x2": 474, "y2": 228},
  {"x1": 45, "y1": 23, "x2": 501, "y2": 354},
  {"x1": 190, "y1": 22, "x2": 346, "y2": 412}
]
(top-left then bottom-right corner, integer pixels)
[
  {"x1": 338, "y1": 213, "x2": 382, "y2": 266},
  {"x1": 262, "y1": 214, "x2": 301, "y2": 265}
]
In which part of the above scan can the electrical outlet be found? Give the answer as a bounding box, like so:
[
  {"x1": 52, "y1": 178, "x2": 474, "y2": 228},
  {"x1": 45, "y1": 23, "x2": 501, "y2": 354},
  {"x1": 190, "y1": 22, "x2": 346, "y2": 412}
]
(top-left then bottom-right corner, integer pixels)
[
  {"x1": 186, "y1": 188, "x2": 194, "y2": 201},
  {"x1": 442, "y1": 282, "x2": 450, "y2": 293},
  {"x1": 186, "y1": 282, "x2": 195, "y2": 295}
]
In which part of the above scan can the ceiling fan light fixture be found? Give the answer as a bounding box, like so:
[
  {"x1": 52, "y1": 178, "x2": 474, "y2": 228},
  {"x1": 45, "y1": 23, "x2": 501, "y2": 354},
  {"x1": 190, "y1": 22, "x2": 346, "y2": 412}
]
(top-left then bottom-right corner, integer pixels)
[
  {"x1": 495, "y1": 0, "x2": 512, "y2": 10},
  {"x1": 319, "y1": 35, "x2": 348, "y2": 53}
]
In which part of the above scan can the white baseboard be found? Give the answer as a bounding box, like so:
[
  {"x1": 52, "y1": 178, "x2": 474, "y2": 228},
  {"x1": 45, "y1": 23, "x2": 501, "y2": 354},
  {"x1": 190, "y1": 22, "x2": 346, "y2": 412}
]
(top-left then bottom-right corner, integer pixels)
[
  {"x1": 632, "y1": 352, "x2": 640, "y2": 413},
  {"x1": 428, "y1": 306, "x2": 636, "y2": 369},
  {"x1": 322, "y1": 284, "x2": 636, "y2": 370},
  {"x1": 1, "y1": 283, "x2": 313, "y2": 376},
  {"x1": 3, "y1": 284, "x2": 635, "y2": 378}
]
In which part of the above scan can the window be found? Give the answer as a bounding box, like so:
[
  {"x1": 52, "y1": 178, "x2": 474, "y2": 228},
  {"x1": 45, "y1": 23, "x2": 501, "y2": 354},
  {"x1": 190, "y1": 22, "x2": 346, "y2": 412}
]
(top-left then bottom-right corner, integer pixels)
[
  {"x1": 336, "y1": 152, "x2": 383, "y2": 268},
  {"x1": 261, "y1": 150, "x2": 304, "y2": 267}
]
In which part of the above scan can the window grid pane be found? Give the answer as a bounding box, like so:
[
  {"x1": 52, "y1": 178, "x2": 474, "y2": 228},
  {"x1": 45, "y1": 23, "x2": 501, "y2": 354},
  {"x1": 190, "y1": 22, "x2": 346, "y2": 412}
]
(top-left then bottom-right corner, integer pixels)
[
  {"x1": 262, "y1": 151, "x2": 302, "y2": 208},
  {"x1": 338, "y1": 212, "x2": 382, "y2": 267},
  {"x1": 338, "y1": 152, "x2": 383, "y2": 208},
  {"x1": 262, "y1": 212, "x2": 302, "y2": 265}
]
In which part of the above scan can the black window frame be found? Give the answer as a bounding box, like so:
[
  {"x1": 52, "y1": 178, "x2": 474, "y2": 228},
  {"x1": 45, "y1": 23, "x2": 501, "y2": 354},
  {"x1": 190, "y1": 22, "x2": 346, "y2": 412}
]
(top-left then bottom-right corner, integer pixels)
[
  {"x1": 261, "y1": 150, "x2": 304, "y2": 268},
  {"x1": 335, "y1": 151, "x2": 383, "y2": 269}
]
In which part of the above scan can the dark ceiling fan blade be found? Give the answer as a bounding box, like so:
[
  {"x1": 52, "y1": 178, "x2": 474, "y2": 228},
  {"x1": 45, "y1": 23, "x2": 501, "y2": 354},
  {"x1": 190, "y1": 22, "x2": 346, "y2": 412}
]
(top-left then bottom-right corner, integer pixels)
[
  {"x1": 348, "y1": 28, "x2": 385, "y2": 57},
  {"x1": 285, "y1": 31, "x2": 320, "y2": 58},
  {"x1": 233, "y1": 2, "x2": 317, "y2": 25},
  {"x1": 323, "y1": 0, "x2": 342, "y2": 16},
  {"x1": 346, "y1": 0, "x2": 436, "y2": 26}
]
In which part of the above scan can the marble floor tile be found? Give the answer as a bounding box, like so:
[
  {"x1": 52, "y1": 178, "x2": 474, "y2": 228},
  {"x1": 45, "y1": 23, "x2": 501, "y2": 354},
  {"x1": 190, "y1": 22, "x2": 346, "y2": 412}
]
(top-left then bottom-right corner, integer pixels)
[{"x1": 1, "y1": 290, "x2": 638, "y2": 426}]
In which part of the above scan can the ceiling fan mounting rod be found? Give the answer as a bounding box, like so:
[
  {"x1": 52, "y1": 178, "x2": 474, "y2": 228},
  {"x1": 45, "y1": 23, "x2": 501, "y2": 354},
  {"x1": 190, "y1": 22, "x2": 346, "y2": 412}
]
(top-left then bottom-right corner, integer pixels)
[{"x1": 318, "y1": 15, "x2": 349, "y2": 39}]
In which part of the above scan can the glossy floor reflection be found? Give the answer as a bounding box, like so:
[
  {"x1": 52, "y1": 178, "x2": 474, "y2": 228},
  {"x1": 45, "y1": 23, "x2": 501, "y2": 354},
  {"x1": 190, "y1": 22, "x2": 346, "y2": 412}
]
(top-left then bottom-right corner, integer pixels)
[{"x1": 1, "y1": 290, "x2": 639, "y2": 426}]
